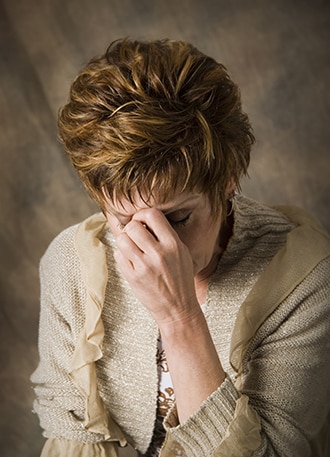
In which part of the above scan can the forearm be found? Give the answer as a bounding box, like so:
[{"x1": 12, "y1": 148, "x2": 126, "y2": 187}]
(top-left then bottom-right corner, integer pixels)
[{"x1": 159, "y1": 308, "x2": 226, "y2": 423}]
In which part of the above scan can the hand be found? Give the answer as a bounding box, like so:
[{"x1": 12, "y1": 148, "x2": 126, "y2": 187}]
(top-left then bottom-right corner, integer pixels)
[{"x1": 114, "y1": 208, "x2": 201, "y2": 328}]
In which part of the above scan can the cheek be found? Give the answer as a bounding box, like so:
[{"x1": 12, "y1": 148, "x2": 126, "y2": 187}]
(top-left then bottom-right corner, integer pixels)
[
  {"x1": 189, "y1": 221, "x2": 221, "y2": 256},
  {"x1": 178, "y1": 225, "x2": 212, "y2": 258}
]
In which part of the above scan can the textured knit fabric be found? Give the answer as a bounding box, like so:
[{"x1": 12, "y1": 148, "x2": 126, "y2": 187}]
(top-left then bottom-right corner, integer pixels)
[{"x1": 30, "y1": 195, "x2": 330, "y2": 457}]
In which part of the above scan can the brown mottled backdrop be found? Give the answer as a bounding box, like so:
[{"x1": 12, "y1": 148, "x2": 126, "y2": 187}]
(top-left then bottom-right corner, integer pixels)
[{"x1": 0, "y1": 1, "x2": 329, "y2": 456}]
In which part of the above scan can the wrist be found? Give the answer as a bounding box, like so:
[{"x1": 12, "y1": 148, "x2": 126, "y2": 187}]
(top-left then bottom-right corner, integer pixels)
[
  {"x1": 159, "y1": 307, "x2": 226, "y2": 423},
  {"x1": 158, "y1": 305, "x2": 206, "y2": 343}
]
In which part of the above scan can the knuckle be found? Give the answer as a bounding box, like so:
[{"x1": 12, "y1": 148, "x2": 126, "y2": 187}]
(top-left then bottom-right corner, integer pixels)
[
  {"x1": 164, "y1": 235, "x2": 180, "y2": 253},
  {"x1": 125, "y1": 219, "x2": 140, "y2": 233}
]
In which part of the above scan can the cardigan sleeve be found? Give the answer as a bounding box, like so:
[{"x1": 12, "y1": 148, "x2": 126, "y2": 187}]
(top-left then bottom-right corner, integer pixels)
[
  {"x1": 161, "y1": 257, "x2": 330, "y2": 457},
  {"x1": 162, "y1": 377, "x2": 261, "y2": 456},
  {"x1": 30, "y1": 226, "x2": 126, "y2": 456}
]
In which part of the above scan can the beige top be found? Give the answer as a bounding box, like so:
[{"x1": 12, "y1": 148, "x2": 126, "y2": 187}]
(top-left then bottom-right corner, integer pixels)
[{"x1": 31, "y1": 195, "x2": 330, "y2": 456}]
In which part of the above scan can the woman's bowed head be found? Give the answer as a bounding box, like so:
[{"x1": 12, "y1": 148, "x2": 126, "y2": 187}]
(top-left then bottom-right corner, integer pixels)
[
  {"x1": 32, "y1": 37, "x2": 330, "y2": 457},
  {"x1": 58, "y1": 38, "x2": 253, "y2": 212}
]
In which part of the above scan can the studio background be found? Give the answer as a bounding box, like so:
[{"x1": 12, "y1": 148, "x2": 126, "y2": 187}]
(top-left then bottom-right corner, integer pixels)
[{"x1": 0, "y1": 1, "x2": 329, "y2": 456}]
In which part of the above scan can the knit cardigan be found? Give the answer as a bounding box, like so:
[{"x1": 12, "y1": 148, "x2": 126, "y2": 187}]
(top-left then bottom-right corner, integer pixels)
[{"x1": 31, "y1": 195, "x2": 330, "y2": 457}]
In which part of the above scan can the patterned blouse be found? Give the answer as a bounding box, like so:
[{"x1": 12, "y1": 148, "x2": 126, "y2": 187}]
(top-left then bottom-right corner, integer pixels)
[{"x1": 139, "y1": 333, "x2": 176, "y2": 456}]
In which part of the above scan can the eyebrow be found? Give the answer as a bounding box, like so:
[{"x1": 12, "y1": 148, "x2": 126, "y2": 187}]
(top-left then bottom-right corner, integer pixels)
[{"x1": 111, "y1": 195, "x2": 200, "y2": 218}]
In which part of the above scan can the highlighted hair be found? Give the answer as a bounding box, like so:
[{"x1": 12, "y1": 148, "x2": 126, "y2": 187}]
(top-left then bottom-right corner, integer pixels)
[{"x1": 58, "y1": 38, "x2": 254, "y2": 211}]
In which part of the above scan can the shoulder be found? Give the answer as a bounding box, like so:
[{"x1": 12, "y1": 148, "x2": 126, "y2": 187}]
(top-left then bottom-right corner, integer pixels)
[
  {"x1": 228, "y1": 196, "x2": 295, "y2": 266},
  {"x1": 40, "y1": 213, "x2": 108, "y2": 285},
  {"x1": 234, "y1": 195, "x2": 294, "y2": 241},
  {"x1": 235, "y1": 195, "x2": 330, "y2": 248},
  {"x1": 38, "y1": 214, "x2": 109, "y2": 328},
  {"x1": 239, "y1": 196, "x2": 330, "y2": 332},
  {"x1": 40, "y1": 222, "x2": 80, "y2": 274},
  {"x1": 232, "y1": 196, "x2": 330, "y2": 312}
]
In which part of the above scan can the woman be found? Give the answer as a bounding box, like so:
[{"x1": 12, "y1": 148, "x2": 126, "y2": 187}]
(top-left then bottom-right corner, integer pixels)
[{"x1": 31, "y1": 38, "x2": 330, "y2": 456}]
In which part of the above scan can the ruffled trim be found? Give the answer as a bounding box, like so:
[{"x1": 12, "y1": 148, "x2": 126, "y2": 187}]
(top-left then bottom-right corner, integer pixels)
[
  {"x1": 41, "y1": 437, "x2": 120, "y2": 457},
  {"x1": 69, "y1": 212, "x2": 126, "y2": 445},
  {"x1": 213, "y1": 395, "x2": 261, "y2": 457},
  {"x1": 160, "y1": 379, "x2": 261, "y2": 457},
  {"x1": 230, "y1": 205, "x2": 330, "y2": 387}
]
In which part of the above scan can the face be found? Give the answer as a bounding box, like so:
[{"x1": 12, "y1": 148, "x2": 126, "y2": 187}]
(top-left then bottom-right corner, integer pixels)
[{"x1": 104, "y1": 191, "x2": 224, "y2": 281}]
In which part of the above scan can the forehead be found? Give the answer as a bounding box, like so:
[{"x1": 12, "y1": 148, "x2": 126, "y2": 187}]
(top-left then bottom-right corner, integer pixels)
[{"x1": 107, "y1": 190, "x2": 202, "y2": 216}]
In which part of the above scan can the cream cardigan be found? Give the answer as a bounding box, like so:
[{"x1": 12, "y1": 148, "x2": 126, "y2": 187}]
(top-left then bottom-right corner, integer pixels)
[{"x1": 31, "y1": 195, "x2": 330, "y2": 456}]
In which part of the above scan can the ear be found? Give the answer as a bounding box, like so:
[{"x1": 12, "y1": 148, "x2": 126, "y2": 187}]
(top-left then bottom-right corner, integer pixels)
[{"x1": 225, "y1": 177, "x2": 236, "y2": 199}]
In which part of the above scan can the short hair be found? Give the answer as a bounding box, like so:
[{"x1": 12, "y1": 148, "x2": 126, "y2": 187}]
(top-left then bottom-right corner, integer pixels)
[{"x1": 58, "y1": 38, "x2": 254, "y2": 212}]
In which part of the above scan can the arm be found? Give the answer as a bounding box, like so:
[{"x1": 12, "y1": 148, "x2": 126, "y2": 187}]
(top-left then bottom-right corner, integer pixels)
[
  {"x1": 241, "y1": 256, "x2": 330, "y2": 456},
  {"x1": 114, "y1": 208, "x2": 226, "y2": 423},
  {"x1": 31, "y1": 227, "x2": 122, "y2": 456},
  {"x1": 159, "y1": 310, "x2": 225, "y2": 423}
]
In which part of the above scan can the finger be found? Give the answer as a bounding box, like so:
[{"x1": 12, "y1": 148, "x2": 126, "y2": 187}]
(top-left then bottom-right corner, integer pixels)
[
  {"x1": 116, "y1": 230, "x2": 146, "y2": 262},
  {"x1": 123, "y1": 218, "x2": 160, "y2": 252},
  {"x1": 114, "y1": 247, "x2": 136, "y2": 274},
  {"x1": 132, "y1": 208, "x2": 179, "y2": 245},
  {"x1": 115, "y1": 234, "x2": 154, "y2": 280}
]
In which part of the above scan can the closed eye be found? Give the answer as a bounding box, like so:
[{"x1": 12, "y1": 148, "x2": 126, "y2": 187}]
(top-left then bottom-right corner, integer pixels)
[{"x1": 168, "y1": 213, "x2": 191, "y2": 227}]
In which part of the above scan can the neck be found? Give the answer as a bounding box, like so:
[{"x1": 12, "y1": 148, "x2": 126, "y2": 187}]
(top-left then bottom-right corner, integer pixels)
[{"x1": 194, "y1": 212, "x2": 234, "y2": 305}]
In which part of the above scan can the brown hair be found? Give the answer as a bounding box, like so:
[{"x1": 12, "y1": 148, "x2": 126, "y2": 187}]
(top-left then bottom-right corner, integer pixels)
[{"x1": 58, "y1": 38, "x2": 254, "y2": 212}]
